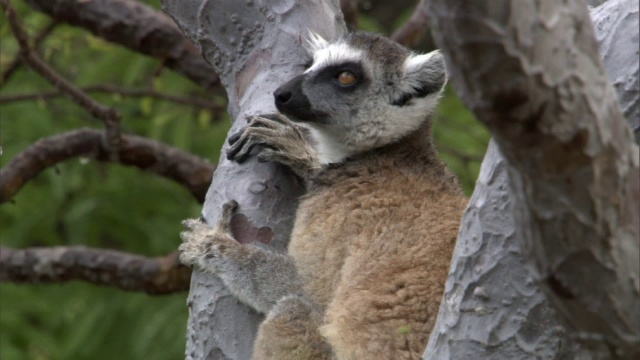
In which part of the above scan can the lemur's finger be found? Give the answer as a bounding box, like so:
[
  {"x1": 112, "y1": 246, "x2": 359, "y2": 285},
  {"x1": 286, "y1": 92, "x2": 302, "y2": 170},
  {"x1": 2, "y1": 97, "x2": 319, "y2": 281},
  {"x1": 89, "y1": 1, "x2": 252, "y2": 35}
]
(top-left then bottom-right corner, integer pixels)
[
  {"x1": 257, "y1": 113, "x2": 291, "y2": 125},
  {"x1": 229, "y1": 119, "x2": 275, "y2": 146},
  {"x1": 257, "y1": 149, "x2": 286, "y2": 164},
  {"x1": 217, "y1": 200, "x2": 238, "y2": 232},
  {"x1": 228, "y1": 125, "x2": 282, "y2": 162},
  {"x1": 182, "y1": 218, "x2": 202, "y2": 231},
  {"x1": 226, "y1": 132, "x2": 252, "y2": 161},
  {"x1": 228, "y1": 129, "x2": 245, "y2": 145},
  {"x1": 227, "y1": 137, "x2": 261, "y2": 163}
]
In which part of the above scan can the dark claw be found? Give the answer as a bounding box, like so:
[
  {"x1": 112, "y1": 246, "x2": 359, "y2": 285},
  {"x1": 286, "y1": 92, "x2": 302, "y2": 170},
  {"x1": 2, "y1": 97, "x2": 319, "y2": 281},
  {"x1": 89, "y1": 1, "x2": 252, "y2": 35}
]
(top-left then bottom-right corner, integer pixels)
[
  {"x1": 227, "y1": 139, "x2": 257, "y2": 163},
  {"x1": 222, "y1": 200, "x2": 238, "y2": 215},
  {"x1": 228, "y1": 130, "x2": 243, "y2": 145},
  {"x1": 218, "y1": 200, "x2": 238, "y2": 232}
]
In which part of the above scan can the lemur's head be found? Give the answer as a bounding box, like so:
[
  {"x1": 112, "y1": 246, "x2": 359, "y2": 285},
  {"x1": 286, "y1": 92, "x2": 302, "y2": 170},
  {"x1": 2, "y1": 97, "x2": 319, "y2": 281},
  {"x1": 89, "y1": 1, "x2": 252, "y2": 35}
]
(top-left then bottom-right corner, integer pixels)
[{"x1": 274, "y1": 31, "x2": 447, "y2": 164}]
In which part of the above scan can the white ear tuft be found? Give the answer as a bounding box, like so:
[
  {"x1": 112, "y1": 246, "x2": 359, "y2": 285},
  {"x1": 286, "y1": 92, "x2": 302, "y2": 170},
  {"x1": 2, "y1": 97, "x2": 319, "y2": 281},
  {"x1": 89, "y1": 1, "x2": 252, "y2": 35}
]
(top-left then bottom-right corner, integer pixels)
[
  {"x1": 404, "y1": 50, "x2": 442, "y2": 74},
  {"x1": 305, "y1": 30, "x2": 329, "y2": 55},
  {"x1": 392, "y1": 49, "x2": 446, "y2": 106}
]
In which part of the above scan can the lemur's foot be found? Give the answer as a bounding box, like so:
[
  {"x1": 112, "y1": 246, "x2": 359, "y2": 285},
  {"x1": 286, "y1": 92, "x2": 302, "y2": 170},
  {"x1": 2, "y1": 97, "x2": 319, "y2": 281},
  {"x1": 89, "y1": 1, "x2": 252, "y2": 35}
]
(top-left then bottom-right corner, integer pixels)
[
  {"x1": 179, "y1": 200, "x2": 238, "y2": 273},
  {"x1": 226, "y1": 114, "x2": 320, "y2": 177}
]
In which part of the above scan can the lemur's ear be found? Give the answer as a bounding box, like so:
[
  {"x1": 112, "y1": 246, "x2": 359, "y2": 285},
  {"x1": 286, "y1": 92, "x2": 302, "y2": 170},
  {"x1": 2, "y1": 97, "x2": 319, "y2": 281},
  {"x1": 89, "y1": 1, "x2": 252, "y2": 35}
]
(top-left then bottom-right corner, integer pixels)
[
  {"x1": 305, "y1": 31, "x2": 329, "y2": 55},
  {"x1": 393, "y1": 50, "x2": 447, "y2": 106}
]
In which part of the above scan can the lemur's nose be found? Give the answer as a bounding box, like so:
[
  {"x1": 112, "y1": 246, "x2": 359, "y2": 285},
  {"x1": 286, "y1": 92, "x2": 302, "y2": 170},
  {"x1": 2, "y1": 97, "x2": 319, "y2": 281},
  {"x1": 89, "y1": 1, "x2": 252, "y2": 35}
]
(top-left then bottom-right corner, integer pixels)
[
  {"x1": 274, "y1": 88, "x2": 293, "y2": 105},
  {"x1": 273, "y1": 74, "x2": 325, "y2": 122}
]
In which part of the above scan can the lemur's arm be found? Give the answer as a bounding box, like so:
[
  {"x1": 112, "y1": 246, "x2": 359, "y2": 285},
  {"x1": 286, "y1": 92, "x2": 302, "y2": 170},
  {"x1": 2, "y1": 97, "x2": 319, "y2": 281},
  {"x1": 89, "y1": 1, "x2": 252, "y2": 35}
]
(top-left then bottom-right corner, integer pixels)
[
  {"x1": 227, "y1": 113, "x2": 324, "y2": 180},
  {"x1": 179, "y1": 201, "x2": 304, "y2": 315}
]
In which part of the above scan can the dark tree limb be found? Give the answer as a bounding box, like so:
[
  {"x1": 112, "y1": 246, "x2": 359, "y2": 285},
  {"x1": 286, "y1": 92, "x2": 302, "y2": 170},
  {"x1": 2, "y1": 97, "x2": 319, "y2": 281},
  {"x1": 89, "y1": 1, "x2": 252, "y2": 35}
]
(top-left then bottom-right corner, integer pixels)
[
  {"x1": 0, "y1": 20, "x2": 57, "y2": 86},
  {"x1": 23, "y1": 0, "x2": 221, "y2": 93},
  {"x1": 3, "y1": 1, "x2": 122, "y2": 149},
  {"x1": 0, "y1": 246, "x2": 191, "y2": 295},
  {"x1": 0, "y1": 128, "x2": 215, "y2": 204},
  {"x1": 361, "y1": 0, "x2": 421, "y2": 34},
  {"x1": 340, "y1": 0, "x2": 359, "y2": 30},
  {"x1": 0, "y1": 84, "x2": 224, "y2": 112},
  {"x1": 391, "y1": 0, "x2": 430, "y2": 47}
]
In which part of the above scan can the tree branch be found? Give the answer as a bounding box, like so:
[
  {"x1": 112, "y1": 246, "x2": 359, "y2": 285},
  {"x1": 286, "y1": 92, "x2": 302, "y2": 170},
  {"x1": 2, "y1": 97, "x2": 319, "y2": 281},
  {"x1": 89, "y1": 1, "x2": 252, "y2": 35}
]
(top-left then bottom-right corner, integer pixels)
[
  {"x1": 340, "y1": 0, "x2": 359, "y2": 30},
  {"x1": 0, "y1": 20, "x2": 57, "y2": 86},
  {"x1": 3, "y1": 1, "x2": 122, "y2": 148},
  {"x1": 391, "y1": 0, "x2": 429, "y2": 47},
  {"x1": 23, "y1": 0, "x2": 221, "y2": 93},
  {"x1": 0, "y1": 246, "x2": 191, "y2": 295},
  {"x1": 426, "y1": 0, "x2": 639, "y2": 357},
  {"x1": 0, "y1": 128, "x2": 215, "y2": 204},
  {"x1": 0, "y1": 84, "x2": 224, "y2": 113}
]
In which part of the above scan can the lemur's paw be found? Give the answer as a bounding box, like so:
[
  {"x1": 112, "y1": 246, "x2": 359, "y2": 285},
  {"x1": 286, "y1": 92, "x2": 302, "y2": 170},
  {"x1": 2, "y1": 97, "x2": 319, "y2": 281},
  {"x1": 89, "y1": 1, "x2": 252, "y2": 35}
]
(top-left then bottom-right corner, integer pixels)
[
  {"x1": 178, "y1": 200, "x2": 238, "y2": 272},
  {"x1": 178, "y1": 219, "x2": 213, "y2": 267},
  {"x1": 226, "y1": 113, "x2": 305, "y2": 164}
]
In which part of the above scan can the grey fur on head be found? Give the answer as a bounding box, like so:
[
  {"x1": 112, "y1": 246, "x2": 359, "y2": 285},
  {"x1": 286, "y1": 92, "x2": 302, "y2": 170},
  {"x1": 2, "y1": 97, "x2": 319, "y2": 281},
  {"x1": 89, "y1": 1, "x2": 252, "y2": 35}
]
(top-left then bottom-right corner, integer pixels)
[{"x1": 275, "y1": 31, "x2": 447, "y2": 164}]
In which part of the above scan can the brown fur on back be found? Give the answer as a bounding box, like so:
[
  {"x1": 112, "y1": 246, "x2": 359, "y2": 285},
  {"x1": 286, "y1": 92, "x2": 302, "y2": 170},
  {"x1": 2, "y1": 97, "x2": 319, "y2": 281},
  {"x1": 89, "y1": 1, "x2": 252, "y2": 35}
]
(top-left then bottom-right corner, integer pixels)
[{"x1": 289, "y1": 123, "x2": 467, "y2": 359}]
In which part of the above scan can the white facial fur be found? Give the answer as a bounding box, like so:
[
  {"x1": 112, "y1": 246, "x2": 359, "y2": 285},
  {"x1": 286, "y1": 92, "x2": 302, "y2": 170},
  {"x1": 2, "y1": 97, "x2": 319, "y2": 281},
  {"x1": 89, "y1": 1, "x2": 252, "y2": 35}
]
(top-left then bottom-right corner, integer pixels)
[
  {"x1": 298, "y1": 33, "x2": 446, "y2": 164},
  {"x1": 305, "y1": 31, "x2": 329, "y2": 54},
  {"x1": 305, "y1": 43, "x2": 363, "y2": 74},
  {"x1": 303, "y1": 125, "x2": 351, "y2": 164},
  {"x1": 305, "y1": 32, "x2": 363, "y2": 74},
  {"x1": 345, "y1": 49, "x2": 445, "y2": 151}
]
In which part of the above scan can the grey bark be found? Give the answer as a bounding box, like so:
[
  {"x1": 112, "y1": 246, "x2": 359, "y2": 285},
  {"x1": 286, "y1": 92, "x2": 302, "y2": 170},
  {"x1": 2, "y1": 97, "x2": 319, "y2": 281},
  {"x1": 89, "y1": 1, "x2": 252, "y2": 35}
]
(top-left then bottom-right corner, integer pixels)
[
  {"x1": 160, "y1": 1, "x2": 346, "y2": 359},
  {"x1": 424, "y1": 1, "x2": 639, "y2": 359},
  {"x1": 591, "y1": 0, "x2": 640, "y2": 142}
]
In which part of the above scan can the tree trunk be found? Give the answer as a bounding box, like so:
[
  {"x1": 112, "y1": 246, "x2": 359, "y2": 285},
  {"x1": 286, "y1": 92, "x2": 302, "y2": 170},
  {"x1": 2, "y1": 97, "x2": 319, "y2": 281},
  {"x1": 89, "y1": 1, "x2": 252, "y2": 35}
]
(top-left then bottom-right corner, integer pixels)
[
  {"x1": 423, "y1": 0, "x2": 639, "y2": 359},
  {"x1": 160, "y1": 1, "x2": 347, "y2": 359}
]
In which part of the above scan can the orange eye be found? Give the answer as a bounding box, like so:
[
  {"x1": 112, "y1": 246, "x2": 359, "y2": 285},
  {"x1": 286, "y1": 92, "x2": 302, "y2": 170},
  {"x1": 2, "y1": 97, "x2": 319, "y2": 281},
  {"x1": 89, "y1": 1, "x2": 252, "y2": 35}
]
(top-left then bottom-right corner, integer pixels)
[{"x1": 337, "y1": 71, "x2": 356, "y2": 86}]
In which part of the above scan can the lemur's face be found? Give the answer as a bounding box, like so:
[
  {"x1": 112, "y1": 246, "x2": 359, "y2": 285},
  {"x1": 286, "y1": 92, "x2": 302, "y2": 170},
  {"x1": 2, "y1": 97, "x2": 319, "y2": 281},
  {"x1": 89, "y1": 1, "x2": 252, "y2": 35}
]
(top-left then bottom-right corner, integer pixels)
[{"x1": 273, "y1": 32, "x2": 447, "y2": 164}]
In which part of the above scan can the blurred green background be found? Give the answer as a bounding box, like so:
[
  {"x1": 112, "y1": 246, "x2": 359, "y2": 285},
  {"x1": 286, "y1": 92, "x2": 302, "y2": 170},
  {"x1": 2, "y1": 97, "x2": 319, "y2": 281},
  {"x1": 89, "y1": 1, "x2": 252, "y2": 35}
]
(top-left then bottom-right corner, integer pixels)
[{"x1": 0, "y1": 1, "x2": 489, "y2": 359}]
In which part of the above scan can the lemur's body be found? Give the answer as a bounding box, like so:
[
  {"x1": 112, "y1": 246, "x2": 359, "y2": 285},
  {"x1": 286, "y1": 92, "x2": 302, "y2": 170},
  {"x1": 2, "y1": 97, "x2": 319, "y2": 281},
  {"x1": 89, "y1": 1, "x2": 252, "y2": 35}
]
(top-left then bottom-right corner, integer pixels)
[{"x1": 180, "y1": 32, "x2": 467, "y2": 359}]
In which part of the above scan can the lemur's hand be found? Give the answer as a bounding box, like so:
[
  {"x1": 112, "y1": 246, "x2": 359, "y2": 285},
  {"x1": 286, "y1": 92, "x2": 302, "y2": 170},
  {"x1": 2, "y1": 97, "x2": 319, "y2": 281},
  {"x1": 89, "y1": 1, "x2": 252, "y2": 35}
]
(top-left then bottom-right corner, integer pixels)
[
  {"x1": 179, "y1": 200, "x2": 239, "y2": 273},
  {"x1": 179, "y1": 200, "x2": 305, "y2": 315},
  {"x1": 226, "y1": 113, "x2": 321, "y2": 178}
]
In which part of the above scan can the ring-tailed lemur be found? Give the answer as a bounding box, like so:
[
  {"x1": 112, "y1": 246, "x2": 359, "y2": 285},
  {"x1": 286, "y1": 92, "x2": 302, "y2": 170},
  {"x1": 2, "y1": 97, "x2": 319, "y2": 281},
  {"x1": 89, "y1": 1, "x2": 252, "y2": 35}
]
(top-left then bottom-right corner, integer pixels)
[{"x1": 179, "y1": 31, "x2": 467, "y2": 360}]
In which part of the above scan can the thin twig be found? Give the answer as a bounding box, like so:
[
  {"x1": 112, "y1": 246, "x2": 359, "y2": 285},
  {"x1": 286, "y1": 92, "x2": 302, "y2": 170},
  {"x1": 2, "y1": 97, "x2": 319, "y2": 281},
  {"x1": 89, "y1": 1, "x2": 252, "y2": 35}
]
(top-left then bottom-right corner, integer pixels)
[
  {"x1": 0, "y1": 128, "x2": 215, "y2": 204},
  {"x1": 391, "y1": 0, "x2": 429, "y2": 47},
  {"x1": 0, "y1": 20, "x2": 58, "y2": 86},
  {"x1": 0, "y1": 84, "x2": 225, "y2": 112},
  {"x1": 3, "y1": 1, "x2": 122, "y2": 149},
  {"x1": 24, "y1": 0, "x2": 221, "y2": 92},
  {"x1": 0, "y1": 246, "x2": 191, "y2": 295}
]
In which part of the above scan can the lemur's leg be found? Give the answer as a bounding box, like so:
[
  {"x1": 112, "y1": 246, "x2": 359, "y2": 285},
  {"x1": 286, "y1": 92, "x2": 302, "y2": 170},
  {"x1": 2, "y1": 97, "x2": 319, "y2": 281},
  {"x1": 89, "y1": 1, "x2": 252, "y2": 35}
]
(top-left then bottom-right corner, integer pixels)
[
  {"x1": 253, "y1": 295, "x2": 332, "y2": 360},
  {"x1": 179, "y1": 201, "x2": 304, "y2": 314},
  {"x1": 226, "y1": 113, "x2": 323, "y2": 179}
]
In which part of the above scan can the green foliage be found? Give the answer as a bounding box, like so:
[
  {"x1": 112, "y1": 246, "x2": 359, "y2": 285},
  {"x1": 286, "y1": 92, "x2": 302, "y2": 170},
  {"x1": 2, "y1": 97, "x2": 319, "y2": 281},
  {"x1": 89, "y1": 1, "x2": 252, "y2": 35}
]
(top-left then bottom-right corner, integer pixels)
[
  {"x1": 434, "y1": 86, "x2": 490, "y2": 194},
  {"x1": 1, "y1": 3, "x2": 228, "y2": 360},
  {"x1": 0, "y1": 1, "x2": 488, "y2": 359}
]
